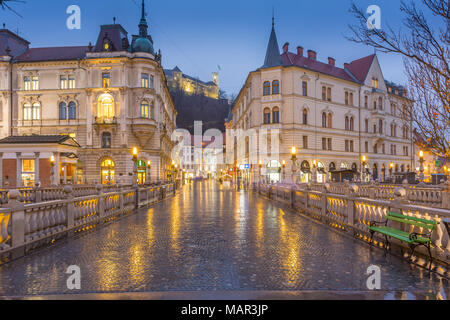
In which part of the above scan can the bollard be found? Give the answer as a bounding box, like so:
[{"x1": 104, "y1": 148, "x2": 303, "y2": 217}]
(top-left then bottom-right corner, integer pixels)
[{"x1": 64, "y1": 185, "x2": 75, "y2": 228}]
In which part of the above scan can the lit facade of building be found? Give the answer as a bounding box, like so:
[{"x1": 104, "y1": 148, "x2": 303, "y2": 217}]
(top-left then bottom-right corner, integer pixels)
[
  {"x1": 230, "y1": 21, "x2": 414, "y2": 184},
  {"x1": 0, "y1": 1, "x2": 177, "y2": 186},
  {"x1": 164, "y1": 66, "x2": 219, "y2": 99}
]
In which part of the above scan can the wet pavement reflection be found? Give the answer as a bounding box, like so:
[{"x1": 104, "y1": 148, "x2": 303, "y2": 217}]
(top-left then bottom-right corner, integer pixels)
[{"x1": 0, "y1": 181, "x2": 447, "y2": 299}]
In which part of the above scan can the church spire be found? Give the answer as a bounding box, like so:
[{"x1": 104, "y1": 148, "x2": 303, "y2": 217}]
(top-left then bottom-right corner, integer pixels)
[
  {"x1": 263, "y1": 14, "x2": 282, "y2": 68},
  {"x1": 139, "y1": 0, "x2": 148, "y2": 37}
]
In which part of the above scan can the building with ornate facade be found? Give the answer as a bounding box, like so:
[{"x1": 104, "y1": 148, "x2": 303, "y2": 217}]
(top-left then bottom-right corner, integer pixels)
[
  {"x1": 230, "y1": 20, "x2": 414, "y2": 184},
  {"x1": 164, "y1": 66, "x2": 219, "y2": 99},
  {"x1": 0, "y1": 1, "x2": 177, "y2": 186}
]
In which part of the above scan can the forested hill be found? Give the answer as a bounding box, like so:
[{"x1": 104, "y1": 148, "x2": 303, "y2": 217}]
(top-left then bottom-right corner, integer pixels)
[{"x1": 169, "y1": 89, "x2": 230, "y2": 135}]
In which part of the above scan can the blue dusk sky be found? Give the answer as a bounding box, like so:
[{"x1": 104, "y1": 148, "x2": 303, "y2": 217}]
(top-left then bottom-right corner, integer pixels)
[{"x1": 0, "y1": 0, "x2": 433, "y2": 95}]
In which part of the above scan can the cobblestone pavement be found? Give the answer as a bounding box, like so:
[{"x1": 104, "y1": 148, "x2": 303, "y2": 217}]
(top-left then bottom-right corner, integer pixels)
[{"x1": 0, "y1": 181, "x2": 447, "y2": 298}]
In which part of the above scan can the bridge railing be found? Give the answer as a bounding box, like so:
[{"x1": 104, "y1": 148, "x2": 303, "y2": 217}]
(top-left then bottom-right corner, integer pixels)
[
  {"x1": 258, "y1": 182, "x2": 450, "y2": 271},
  {"x1": 0, "y1": 183, "x2": 176, "y2": 260}
]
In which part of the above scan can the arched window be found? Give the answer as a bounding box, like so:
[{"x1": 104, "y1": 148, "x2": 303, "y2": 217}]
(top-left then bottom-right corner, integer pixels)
[
  {"x1": 140, "y1": 100, "x2": 149, "y2": 118},
  {"x1": 68, "y1": 101, "x2": 76, "y2": 120},
  {"x1": 32, "y1": 103, "x2": 40, "y2": 120},
  {"x1": 102, "y1": 132, "x2": 112, "y2": 148},
  {"x1": 98, "y1": 94, "x2": 114, "y2": 121},
  {"x1": 350, "y1": 117, "x2": 354, "y2": 131},
  {"x1": 263, "y1": 108, "x2": 271, "y2": 124},
  {"x1": 327, "y1": 113, "x2": 332, "y2": 128},
  {"x1": 23, "y1": 103, "x2": 32, "y2": 120},
  {"x1": 100, "y1": 158, "x2": 115, "y2": 185},
  {"x1": 272, "y1": 80, "x2": 279, "y2": 94},
  {"x1": 272, "y1": 107, "x2": 280, "y2": 123},
  {"x1": 302, "y1": 109, "x2": 308, "y2": 125},
  {"x1": 322, "y1": 112, "x2": 327, "y2": 127},
  {"x1": 345, "y1": 116, "x2": 349, "y2": 130},
  {"x1": 263, "y1": 82, "x2": 270, "y2": 96},
  {"x1": 59, "y1": 102, "x2": 67, "y2": 120}
]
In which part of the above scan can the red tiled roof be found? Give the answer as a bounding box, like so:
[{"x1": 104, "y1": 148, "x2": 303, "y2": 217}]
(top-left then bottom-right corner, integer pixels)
[
  {"x1": 279, "y1": 52, "x2": 376, "y2": 84},
  {"x1": 346, "y1": 54, "x2": 376, "y2": 82},
  {"x1": 15, "y1": 46, "x2": 89, "y2": 62}
]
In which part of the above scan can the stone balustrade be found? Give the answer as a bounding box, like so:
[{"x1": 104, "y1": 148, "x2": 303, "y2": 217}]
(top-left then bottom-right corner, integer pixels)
[
  {"x1": 0, "y1": 183, "x2": 176, "y2": 261},
  {"x1": 257, "y1": 182, "x2": 450, "y2": 275}
]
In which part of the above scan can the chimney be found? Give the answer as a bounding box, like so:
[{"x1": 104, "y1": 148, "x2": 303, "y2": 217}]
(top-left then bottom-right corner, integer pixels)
[
  {"x1": 283, "y1": 42, "x2": 289, "y2": 53},
  {"x1": 344, "y1": 63, "x2": 350, "y2": 69},
  {"x1": 328, "y1": 57, "x2": 335, "y2": 66},
  {"x1": 307, "y1": 50, "x2": 317, "y2": 60},
  {"x1": 297, "y1": 46, "x2": 303, "y2": 56}
]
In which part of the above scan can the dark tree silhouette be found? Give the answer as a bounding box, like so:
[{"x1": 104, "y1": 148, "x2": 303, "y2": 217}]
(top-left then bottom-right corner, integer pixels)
[
  {"x1": 0, "y1": 0, "x2": 25, "y2": 18},
  {"x1": 347, "y1": 0, "x2": 449, "y2": 157}
]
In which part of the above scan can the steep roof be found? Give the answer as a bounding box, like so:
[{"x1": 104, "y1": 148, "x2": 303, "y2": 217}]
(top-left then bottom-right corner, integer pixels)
[
  {"x1": 345, "y1": 54, "x2": 376, "y2": 82},
  {"x1": 263, "y1": 21, "x2": 282, "y2": 68},
  {"x1": 280, "y1": 51, "x2": 358, "y2": 83},
  {"x1": 15, "y1": 46, "x2": 89, "y2": 62}
]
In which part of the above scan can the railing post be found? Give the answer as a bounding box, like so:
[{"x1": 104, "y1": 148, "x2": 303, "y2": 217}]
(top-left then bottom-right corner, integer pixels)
[
  {"x1": 369, "y1": 180, "x2": 376, "y2": 199},
  {"x1": 64, "y1": 185, "x2": 75, "y2": 228},
  {"x1": 97, "y1": 184, "x2": 105, "y2": 218},
  {"x1": 321, "y1": 183, "x2": 329, "y2": 217},
  {"x1": 347, "y1": 184, "x2": 358, "y2": 227},
  {"x1": 305, "y1": 183, "x2": 310, "y2": 210},
  {"x1": 118, "y1": 184, "x2": 124, "y2": 214},
  {"x1": 442, "y1": 180, "x2": 450, "y2": 210},
  {"x1": 34, "y1": 183, "x2": 42, "y2": 203},
  {"x1": 6, "y1": 190, "x2": 25, "y2": 258}
]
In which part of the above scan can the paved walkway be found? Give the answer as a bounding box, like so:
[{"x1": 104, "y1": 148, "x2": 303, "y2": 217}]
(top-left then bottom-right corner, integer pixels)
[{"x1": 0, "y1": 181, "x2": 447, "y2": 299}]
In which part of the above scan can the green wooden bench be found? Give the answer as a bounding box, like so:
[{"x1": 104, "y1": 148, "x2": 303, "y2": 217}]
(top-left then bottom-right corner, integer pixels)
[{"x1": 369, "y1": 212, "x2": 437, "y2": 269}]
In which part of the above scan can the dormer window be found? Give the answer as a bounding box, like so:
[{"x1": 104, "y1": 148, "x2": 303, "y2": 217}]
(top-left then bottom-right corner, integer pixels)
[
  {"x1": 372, "y1": 78, "x2": 379, "y2": 89},
  {"x1": 102, "y1": 73, "x2": 111, "y2": 88},
  {"x1": 103, "y1": 41, "x2": 111, "y2": 51}
]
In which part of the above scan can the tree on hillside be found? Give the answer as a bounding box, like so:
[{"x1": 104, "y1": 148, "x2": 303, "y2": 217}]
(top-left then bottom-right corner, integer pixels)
[{"x1": 347, "y1": 0, "x2": 449, "y2": 157}]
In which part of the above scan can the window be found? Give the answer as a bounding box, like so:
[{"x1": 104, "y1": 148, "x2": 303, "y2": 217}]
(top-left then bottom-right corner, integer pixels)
[
  {"x1": 68, "y1": 102, "x2": 76, "y2": 120},
  {"x1": 263, "y1": 108, "x2": 270, "y2": 124},
  {"x1": 345, "y1": 116, "x2": 349, "y2": 130},
  {"x1": 382, "y1": 143, "x2": 385, "y2": 154},
  {"x1": 141, "y1": 73, "x2": 149, "y2": 88},
  {"x1": 140, "y1": 101, "x2": 149, "y2": 118},
  {"x1": 150, "y1": 101, "x2": 155, "y2": 120},
  {"x1": 22, "y1": 159, "x2": 35, "y2": 187},
  {"x1": 59, "y1": 102, "x2": 67, "y2": 120},
  {"x1": 327, "y1": 87, "x2": 331, "y2": 101},
  {"x1": 402, "y1": 105, "x2": 408, "y2": 120},
  {"x1": 102, "y1": 132, "x2": 112, "y2": 148},
  {"x1": 322, "y1": 86, "x2": 326, "y2": 100},
  {"x1": 378, "y1": 97, "x2": 383, "y2": 110},
  {"x1": 150, "y1": 75, "x2": 154, "y2": 89},
  {"x1": 327, "y1": 138, "x2": 332, "y2": 150},
  {"x1": 272, "y1": 80, "x2": 280, "y2": 94},
  {"x1": 345, "y1": 92, "x2": 349, "y2": 105},
  {"x1": 23, "y1": 103, "x2": 32, "y2": 120},
  {"x1": 365, "y1": 119, "x2": 369, "y2": 132},
  {"x1": 302, "y1": 109, "x2": 308, "y2": 125},
  {"x1": 322, "y1": 112, "x2": 327, "y2": 127},
  {"x1": 374, "y1": 143, "x2": 378, "y2": 154},
  {"x1": 272, "y1": 107, "x2": 280, "y2": 123},
  {"x1": 378, "y1": 119, "x2": 383, "y2": 134},
  {"x1": 391, "y1": 103, "x2": 396, "y2": 116},
  {"x1": 350, "y1": 140, "x2": 354, "y2": 152},
  {"x1": 68, "y1": 75, "x2": 75, "y2": 89},
  {"x1": 102, "y1": 73, "x2": 110, "y2": 88},
  {"x1": 24, "y1": 76, "x2": 31, "y2": 90},
  {"x1": 303, "y1": 135, "x2": 308, "y2": 149},
  {"x1": 31, "y1": 76, "x2": 39, "y2": 90},
  {"x1": 32, "y1": 103, "x2": 40, "y2": 120},
  {"x1": 263, "y1": 82, "x2": 270, "y2": 96},
  {"x1": 98, "y1": 94, "x2": 115, "y2": 121},
  {"x1": 327, "y1": 113, "x2": 332, "y2": 128},
  {"x1": 349, "y1": 93, "x2": 354, "y2": 106},
  {"x1": 60, "y1": 76, "x2": 68, "y2": 89},
  {"x1": 322, "y1": 138, "x2": 327, "y2": 150},
  {"x1": 345, "y1": 140, "x2": 349, "y2": 152},
  {"x1": 350, "y1": 117, "x2": 354, "y2": 131},
  {"x1": 372, "y1": 78, "x2": 378, "y2": 89},
  {"x1": 364, "y1": 95, "x2": 368, "y2": 108},
  {"x1": 365, "y1": 141, "x2": 369, "y2": 153},
  {"x1": 302, "y1": 81, "x2": 307, "y2": 96},
  {"x1": 373, "y1": 100, "x2": 377, "y2": 110}
]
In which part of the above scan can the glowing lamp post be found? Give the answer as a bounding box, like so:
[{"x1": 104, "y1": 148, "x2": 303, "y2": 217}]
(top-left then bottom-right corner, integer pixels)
[
  {"x1": 312, "y1": 160, "x2": 317, "y2": 183},
  {"x1": 282, "y1": 160, "x2": 286, "y2": 183},
  {"x1": 132, "y1": 147, "x2": 138, "y2": 187},
  {"x1": 258, "y1": 160, "x2": 263, "y2": 184},
  {"x1": 147, "y1": 160, "x2": 151, "y2": 184},
  {"x1": 361, "y1": 155, "x2": 367, "y2": 182},
  {"x1": 50, "y1": 155, "x2": 55, "y2": 186},
  {"x1": 389, "y1": 162, "x2": 394, "y2": 181},
  {"x1": 419, "y1": 150, "x2": 425, "y2": 183},
  {"x1": 291, "y1": 146, "x2": 297, "y2": 184}
]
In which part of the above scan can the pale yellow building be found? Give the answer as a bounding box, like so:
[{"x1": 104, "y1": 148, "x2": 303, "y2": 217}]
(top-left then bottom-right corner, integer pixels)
[
  {"x1": 0, "y1": 1, "x2": 177, "y2": 185},
  {"x1": 230, "y1": 21, "x2": 414, "y2": 184}
]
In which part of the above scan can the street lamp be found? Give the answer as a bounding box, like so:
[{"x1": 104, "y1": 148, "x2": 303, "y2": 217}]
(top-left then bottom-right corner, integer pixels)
[
  {"x1": 50, "y1": 155, "x2": 55, "y2": 186},
  {"x1": 291, "y1": 146, "x2": 297, "y2": 184},
  {"x1": 389, "y1": 162, "x2": 394, "y2": 182},
  {"x1": 258, "y1": 160, "x2": 263, "y2": 184},
  {"x1": 282, "y1": 160, "x2": 286, "y2": 183},
  {"x1": 419, "y1": 150, "x2": 425, "y2": 183},
  {"x1": 312, "y1": 160, "x2": 317, "y2": 183},
  {"x1": 132, "y1": 147, "x2": 138, "y2": 187},
  {"x1": 147, "y1": 160, "x2": 151, "y2": 184},
  {"x1": 361, "y1": 155, "x2": 367, "y2": 182}
]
